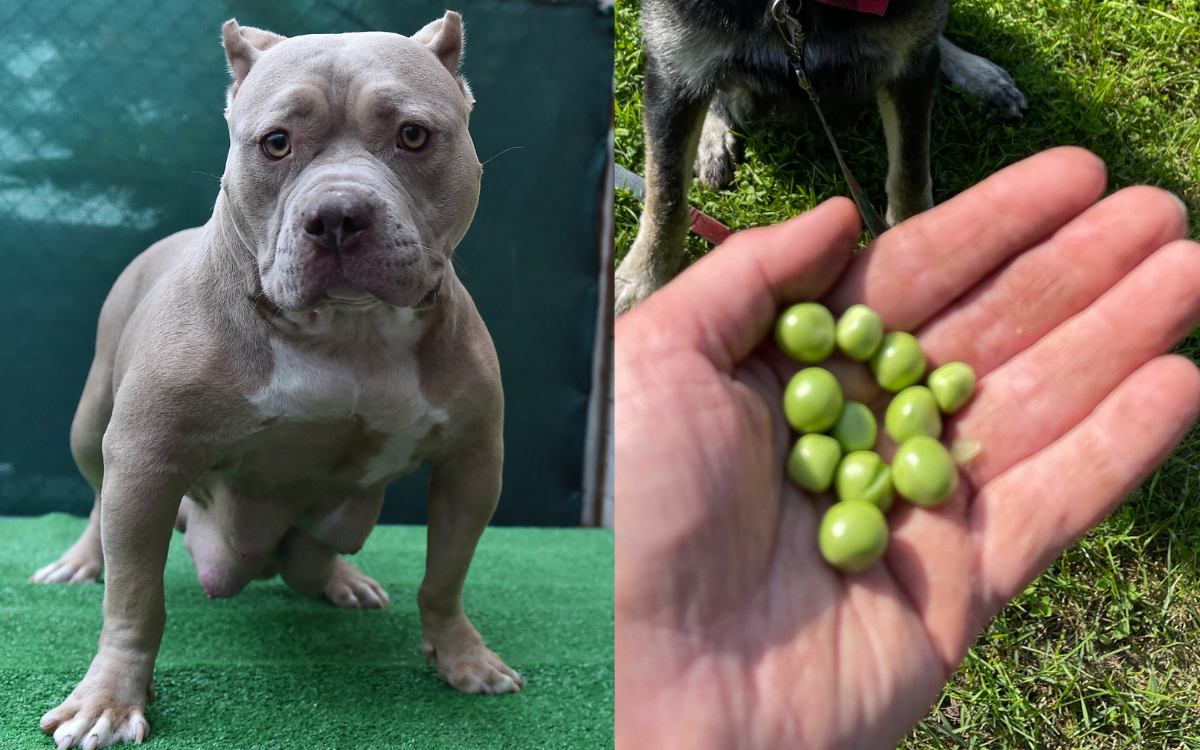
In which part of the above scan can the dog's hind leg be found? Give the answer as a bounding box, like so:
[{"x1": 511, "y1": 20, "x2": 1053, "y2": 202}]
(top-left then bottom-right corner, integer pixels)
[
  {"x1": 694, "y1": 88, "x2": 751, "y2": 190},
  {"x1": 29, "y1": 355, "x2": 112, "y2": 584},
  {"x1": 938, "y1": 36, "x2": 1027, "y2": 120},
  {"x1": 877, "y1": 46, "x2": 940, "y2": 227},
  {"x1": 615, "y1": 56, "x2": 709, "y2": 315}
]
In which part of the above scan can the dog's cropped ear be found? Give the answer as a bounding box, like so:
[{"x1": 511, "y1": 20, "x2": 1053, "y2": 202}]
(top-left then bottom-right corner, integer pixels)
[
  {"x1": 222, "y1": 19, "x2": 286, "y2": 98},
  {"x1": 413, "y1": 11, "x2": 474, "y2": 107}
]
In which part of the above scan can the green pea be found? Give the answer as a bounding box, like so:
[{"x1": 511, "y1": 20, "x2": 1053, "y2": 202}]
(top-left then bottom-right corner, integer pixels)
[
  {"x1": 835, "y1": 450, "x2": 894, "y2": 512},
  {"x1": 783, "y1": 367, "x2": 844, "y2": 433},
  {"x1": 818, "y1": 500, "x2": 889, "y2": 573},
  {"x1": 871, "y1": 331, "x2": 927, "y2": 392},
  {"x1": 927, "y1": 362, "x2": 976, "y2": 414},
  {"x1": 787, "y1": 434, "x2": 842, "y2": 493},
  {"x1": 830, "y1": 401, "x2": 877, "y2": 453},
  {"x1": 775, "y1": 303, "x2": 836, "y2": 363},
  {"x1": 884, "y1": 385, "x2": 942, "y2": 443},
  {"x1": 892, "y1": 436, "x2": 959, "y2": 506},
  {"x1": 835, "y1": 304, "x2": 884, "y2": 361}
]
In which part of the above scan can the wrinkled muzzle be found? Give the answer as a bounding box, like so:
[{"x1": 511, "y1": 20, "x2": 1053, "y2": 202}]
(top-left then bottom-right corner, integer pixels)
[{"x1": 261, "y1": 165, "x2": 445, "y2": 311}]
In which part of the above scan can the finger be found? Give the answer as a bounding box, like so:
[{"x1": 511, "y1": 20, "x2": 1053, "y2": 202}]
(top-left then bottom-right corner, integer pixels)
[
  {"x1": 918, "y1": 186, "x2": 1190, "y2": 375},
  {"x1": 618, "y1": 197, "x2": 860, "y2": 371},
  {"x1": 825, "y1": 147, "x2": 1108, "y2": 331},
  {"x1": 973, "y1": 355, "x2": 1200, "y2": 613},
  {"x1": 878, "y1": 479, "x2": 977, "y2": 669},
  {"x1": 950, "y1": 239, "x2": 1200, "y2": 487}
]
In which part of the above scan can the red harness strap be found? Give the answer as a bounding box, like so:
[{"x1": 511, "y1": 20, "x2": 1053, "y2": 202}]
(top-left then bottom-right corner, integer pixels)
[{"x1": 814, "y1": 0, "x2": 888, "y2": 15}]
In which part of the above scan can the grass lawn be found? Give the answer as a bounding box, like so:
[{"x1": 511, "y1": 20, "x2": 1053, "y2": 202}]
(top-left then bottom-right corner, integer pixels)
[{"x1": 616, "y1": 1, "x2": 1200, "y2": 747}]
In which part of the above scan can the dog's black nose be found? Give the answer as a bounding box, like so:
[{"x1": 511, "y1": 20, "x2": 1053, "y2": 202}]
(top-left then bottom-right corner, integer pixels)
[{"x1": 303, "y1": 193, "x2": 373, "y2": 252}]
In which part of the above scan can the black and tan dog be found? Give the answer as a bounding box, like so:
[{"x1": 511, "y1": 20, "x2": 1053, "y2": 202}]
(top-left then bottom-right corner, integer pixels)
[{"x1": 615, "y1": 0, "x2": 1027, "y2": 313}]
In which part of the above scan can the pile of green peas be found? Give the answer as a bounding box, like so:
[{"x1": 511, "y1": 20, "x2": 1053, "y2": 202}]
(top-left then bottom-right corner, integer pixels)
[{"x1": 776, "y1": 302, "x2": 977, "y2": 573}]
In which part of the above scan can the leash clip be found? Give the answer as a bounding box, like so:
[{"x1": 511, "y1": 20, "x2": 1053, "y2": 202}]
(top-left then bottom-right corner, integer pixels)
[
  {"x1": 770, "y1": 0, "x2": 889, "y2": 239},
  {"x1": 770, "y1": 0, "x2": 815, "y2": 96}
]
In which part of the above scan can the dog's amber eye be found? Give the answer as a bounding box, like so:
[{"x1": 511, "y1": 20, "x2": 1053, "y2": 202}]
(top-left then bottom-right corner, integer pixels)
[
  {"x1": 398, "y1": 124, "x2": 428, "y2": 151},
  {"x1": 263, "y1": 131, "x2": 291, "y2": 159}
]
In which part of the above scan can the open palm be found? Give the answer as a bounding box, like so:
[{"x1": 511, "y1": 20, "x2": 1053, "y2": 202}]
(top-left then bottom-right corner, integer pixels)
[{"x1": 615, "y1": 148, "x2": 1200, "y2": 750}]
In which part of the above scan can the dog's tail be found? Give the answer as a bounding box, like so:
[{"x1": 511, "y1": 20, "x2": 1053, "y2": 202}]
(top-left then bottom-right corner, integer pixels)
[{"x1": 938, "y1": 36, "x2": 1028, "y2": 120}]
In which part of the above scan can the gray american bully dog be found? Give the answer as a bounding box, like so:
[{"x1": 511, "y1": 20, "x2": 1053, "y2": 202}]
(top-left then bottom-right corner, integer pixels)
[{"x1": 32, "y1": 13, "x2": 523, "y2": 748}]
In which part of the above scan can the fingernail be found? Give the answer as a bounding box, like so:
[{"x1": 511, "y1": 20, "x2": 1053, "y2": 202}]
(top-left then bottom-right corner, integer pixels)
[{"x1": 1170, "y1": 192, "x2": 1190, "y2": 223}]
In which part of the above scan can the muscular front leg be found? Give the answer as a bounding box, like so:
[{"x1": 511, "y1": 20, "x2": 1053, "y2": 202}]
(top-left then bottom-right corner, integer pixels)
[
  {"x1": 876, "y1": 46, "x2": 940, "y2": 226},
  {"x1": 614, "y1": 55, "x2": 710, "y2": 315},
  {"x1": 418, "y1": 435, "x2": 523, "y2": 695},
  {"x1": 40, "y1": 461, "x2": 189, "y2": 749}
]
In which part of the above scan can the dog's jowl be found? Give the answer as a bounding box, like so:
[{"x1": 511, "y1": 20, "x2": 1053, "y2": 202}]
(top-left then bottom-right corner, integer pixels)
[
  {"x1": 614, "y1": 0, "x2": 1028, "y2": 313},
  {"x1": 33, "y1": 13, "x2": 524, "y2": 749}
]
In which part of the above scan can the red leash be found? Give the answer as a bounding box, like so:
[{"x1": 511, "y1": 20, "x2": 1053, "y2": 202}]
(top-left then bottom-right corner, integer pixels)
[
  {"x1": 814, "y1": 0, "x2": 888, "y2": 15},
  {"x1": 615, "y1": 164, "x2": 734, "y2": 246}
]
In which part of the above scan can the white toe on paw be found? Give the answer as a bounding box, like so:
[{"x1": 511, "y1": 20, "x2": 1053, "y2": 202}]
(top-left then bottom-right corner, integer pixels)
[
  {"x1": 323, "y1": 561, "x2": 388, "y2": 610},
  {"x1": 31, "y1": 554, "x2": 101, "y2": 585},
  {"x1": 438, "y1": 647, "x2": 524, "y2": 695},
  {"x1": 43, "y1": 698, "x2": 148, "y2": 749}
]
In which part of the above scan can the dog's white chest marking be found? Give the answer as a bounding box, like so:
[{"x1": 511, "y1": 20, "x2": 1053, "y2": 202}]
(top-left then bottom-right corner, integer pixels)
[{"x1": 248, "y1": 307, "x2": 448, "y2": 487}]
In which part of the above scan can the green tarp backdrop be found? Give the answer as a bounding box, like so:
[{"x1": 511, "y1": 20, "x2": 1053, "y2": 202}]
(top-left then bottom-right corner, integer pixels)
[{"x1": 0, "y1": 0, "x2": 613, "y2": 525}]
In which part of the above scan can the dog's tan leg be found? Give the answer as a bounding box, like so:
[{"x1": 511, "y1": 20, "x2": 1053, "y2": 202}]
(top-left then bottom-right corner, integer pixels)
[
  {"x1": 40, "y1": 451, "x2": 190, "y2": 749},
  {"x1": 32, "y1": 350, "x2": 114, "y2": 584},
  {"x1": 418, "y1": 435, "x2": 523, "y2": 695},
  {"x1": 614, "y1": 57, "x2": 710, "y2": 315},
  {"x1": 876, "y1": 47, "x2": 940, "y2": 227}
]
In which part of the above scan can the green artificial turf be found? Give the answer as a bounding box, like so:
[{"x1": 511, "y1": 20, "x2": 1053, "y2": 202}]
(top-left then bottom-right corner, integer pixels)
[
  {"x1": 616, "y1": 1, "x2": 1200, "y2": 747},
  {"x1": 0, "y1": 515, "x2": 614, "y2": 749}
]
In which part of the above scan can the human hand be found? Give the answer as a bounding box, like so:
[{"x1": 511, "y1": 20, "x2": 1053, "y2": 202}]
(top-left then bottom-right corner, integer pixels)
[{"x1": 615, "y1": 148, "x2": 1200, "y2": 750}]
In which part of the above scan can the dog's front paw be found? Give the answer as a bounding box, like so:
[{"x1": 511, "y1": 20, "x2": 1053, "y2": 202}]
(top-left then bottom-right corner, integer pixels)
[
  {"x1": 422, "y1": 636, "x2": 524, "y2": 695},
  {"x1": 614, "y1": 264, "x2": 660, "y2": 316},
  {"x1": 30, "y1": 542, "x2": 103, "y2": 584},
  {"x1": 323, "y1": 556, "x2": 390, "y2": 609},
  {"x1": 41, "y1": 672, "x2": 153, "y2": 749}
]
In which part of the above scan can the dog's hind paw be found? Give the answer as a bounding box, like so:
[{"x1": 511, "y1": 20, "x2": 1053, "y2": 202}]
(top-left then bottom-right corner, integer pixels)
[
  {"x1": 323, "y1": 557, "x2": 389, "y2": 609},
  {"x1": 976, "y1": 70, "x2": 1028, "y2": 121},
  {"x1": 694, "y1": 111, "x2": 740, "y2": 190},
  {"x1": 938, "y1": 37, "x2": 1029, "y2": 121}
]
